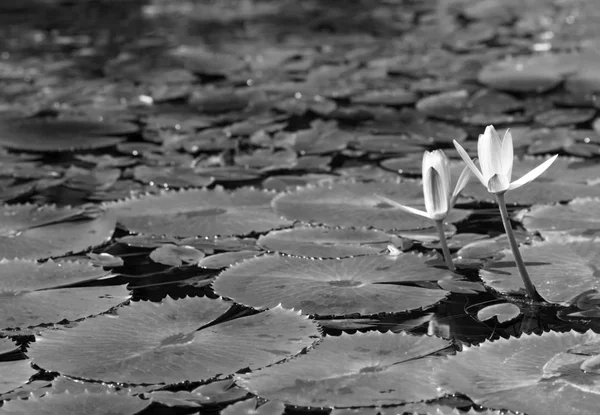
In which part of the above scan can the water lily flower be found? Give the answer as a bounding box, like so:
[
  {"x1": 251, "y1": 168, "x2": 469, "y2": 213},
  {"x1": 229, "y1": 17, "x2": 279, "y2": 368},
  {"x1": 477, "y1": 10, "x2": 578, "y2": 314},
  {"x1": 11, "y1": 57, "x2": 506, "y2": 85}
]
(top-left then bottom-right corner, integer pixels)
[
  {"x1": 376, "y1": 150, "x2": 471, "y2": 271},
  {"x1": 453, "y1": 125, "x2": 557, "y2": 301},
  {"x1": 453, "y1": 125, "x2": 558, "y2": 195},
  {"x1": 377, "y1": 150, "x2": 472, "y2": 221}
]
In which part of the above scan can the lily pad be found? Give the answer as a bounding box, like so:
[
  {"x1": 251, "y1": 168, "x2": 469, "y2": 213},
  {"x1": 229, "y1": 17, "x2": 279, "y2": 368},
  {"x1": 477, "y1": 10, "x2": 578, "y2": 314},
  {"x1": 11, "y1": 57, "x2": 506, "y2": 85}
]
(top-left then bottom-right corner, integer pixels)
[
  {"x1": 435, "y1": 330, "x2": 600, "y2": 415},
  {"x1": 272, "y1": 180, "x2": 471, "y2": 231},
  {"x1": 0, "y1": 360, "x2": 36, "y2": 395},
  {"x1": 478, "y1": 53, "x2": 578, "y2": 93},
  {"x1": 0, "y1": 204, "x2": 116, "y2": 260},
  {"x1": 147, "y1": 378, "x2": 248, "y2": 408},
  {"x1": 29, "y1": 297, "x2": 319, "y2": 384},
  {"x1": 0, "y1": 259, "x2": 129, "y2": 329},
  {"x1": 220, "y1": 397, "x2": 285, "y2": 415},
  {"x1": 476, "y1": 303, "x2": 521, "y2": 323},
  {"x1": 237, "y1": 332, "x2": 451, "y2": 407},
  {"x1": 257, "y1": 226, "x2": 398, "y2": 258},
  {"x1": 149, "y1": 244, "x2": 205, "y2": 266},
  {"x1": 480, "y1": 238, "x2": 600, "y2": 303},
  {"x1": 0, "y1": 389, "x2": 151, "y2": 415},
  {"x1": 522, "y1": 198, "x2": 600, "y2": 236},
  {"x1": 106, "y1": 187, "x2": 292, "y2": 237},
  {"x1": 0, "y1": 118, "x2": 136, "y2": 152},
  {"x1": 213, "y1": 253, "x2": 450, "y2": 316}
]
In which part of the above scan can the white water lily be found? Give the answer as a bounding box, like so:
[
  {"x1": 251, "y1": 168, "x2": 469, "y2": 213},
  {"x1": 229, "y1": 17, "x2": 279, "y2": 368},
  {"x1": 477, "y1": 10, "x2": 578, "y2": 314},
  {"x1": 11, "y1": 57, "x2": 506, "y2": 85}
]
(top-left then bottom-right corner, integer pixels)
[
  {"x1": 377, "y1": 150, "x2": 472, "y2": 221},
  {"x1": 453, "y1": 125, "x2": 558, "y2": 194}
]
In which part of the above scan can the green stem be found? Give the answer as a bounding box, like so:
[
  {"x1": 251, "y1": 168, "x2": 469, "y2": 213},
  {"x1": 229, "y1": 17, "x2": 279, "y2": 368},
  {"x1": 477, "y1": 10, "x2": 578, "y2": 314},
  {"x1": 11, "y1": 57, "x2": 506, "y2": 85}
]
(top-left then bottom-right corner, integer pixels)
[
  {"x1": 495, "y1": 193, "x2": 543, "y2": 302},
  {"x1": 435, "y1": 220, "x2": 455, "y2": 271}
]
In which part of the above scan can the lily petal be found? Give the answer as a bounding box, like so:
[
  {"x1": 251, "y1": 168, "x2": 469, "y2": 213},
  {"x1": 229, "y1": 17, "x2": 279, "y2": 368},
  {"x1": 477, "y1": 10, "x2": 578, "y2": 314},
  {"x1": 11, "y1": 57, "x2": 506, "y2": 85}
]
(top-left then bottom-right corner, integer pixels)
[
  {"x1": 374, "y1": 195, "x2": 432, "y2": 220},
  {"x1": 424, "y1": 167, "x2": 449, "y2": 220},
  {"x1": 453, "y1": 140, "x2": 486, "y2": 186},
  {"x1": 450, "y1": 163, "x2": 473, "y2": 207},
  {"x1": 478, "y1": 126, "x2": 503, "y2": 182},
  {"x1": 501, "y1": 129, "x2": 514, "y2": 180},
  {"x1": 487, "y1": 173, "x2": 510, "y2": 194},
  {"x1": 507, "y1": 154, "x2": 558, "y2": 191}
]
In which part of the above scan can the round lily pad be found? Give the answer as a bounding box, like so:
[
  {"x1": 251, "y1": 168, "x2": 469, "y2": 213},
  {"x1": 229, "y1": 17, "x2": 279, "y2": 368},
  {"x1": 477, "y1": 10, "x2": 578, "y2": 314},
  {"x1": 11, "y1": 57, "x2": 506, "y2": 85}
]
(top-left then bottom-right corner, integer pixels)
[
  {"x1": 435, "y1": 330, "x2": 600, "y2": 415},
  {"x1": 237, "y1": 331, "x2": 451, "y2": 407},
  {"x1": 213, "y1": 253, "x2": 450, "y2": 316},
  {"x1": 29, "y1": 297, "x2": 319, "y2": 384},
  {"x1": 0, "y1": 118, "x2": 137, "y2": 152},
  {"x1": 106, "y1": 187, "x2": 292, "y2": 237}
]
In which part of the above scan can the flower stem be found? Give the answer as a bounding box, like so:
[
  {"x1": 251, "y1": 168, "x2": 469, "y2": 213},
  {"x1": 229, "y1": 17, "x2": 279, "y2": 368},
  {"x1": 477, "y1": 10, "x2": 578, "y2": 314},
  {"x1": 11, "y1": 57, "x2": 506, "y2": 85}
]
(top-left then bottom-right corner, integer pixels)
[
  {"x1": 435, "y1": 220, "x2": 455, "y2": 271},
  {"x1": 495, "y1": 193, "x2": 543, "y2": 302}
]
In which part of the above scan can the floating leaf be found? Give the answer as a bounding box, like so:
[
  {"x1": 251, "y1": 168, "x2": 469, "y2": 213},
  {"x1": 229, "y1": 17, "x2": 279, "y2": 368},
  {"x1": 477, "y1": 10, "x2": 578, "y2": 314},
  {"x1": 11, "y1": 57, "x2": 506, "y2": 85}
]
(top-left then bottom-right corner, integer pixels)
[
  {"x1": 0, "y1": 337, "x2": 18, "y2": 355},
  {"x1": 132, "y1": 165, "x2": 214, "y2": 188},
  {"x1": 435, "y1": 331, "x2": 600, "y2": 415},
  {"x1": 29, "y1": 298, "x2": 319, "y2": 384},
  {"x1": 478, "y1": 54, "x2": 578, "y2": 93},
  {"x1": 0, "y1": 259, "x2": 129, "y2": 329},
  {"x1": 257, "y1": 226, "x2": 398, "y2": 258},
  {"x1": 0, "y1": 204, "x2": 116, "y2": 260},
  {"x1": 213, "y1": 254, "x2": 449, "y2": 316},
  {"x1": 148, "y1": 378, "x2": 248, "y2": 408},
  {"x1": 476, "y1": 303, "x2": 521, "y2": 323},
  {"x1": 220, "y1": 397, "x2": 285, "y2": 415},
  {"x1": 273, "y1": 181, "x2": 471, "y2": 231},
  {"x1": 0, "y1": 360, "x2": 36, "y2": 395},
  {"x1": 0, "y1": 389, "x2": 151, "y2": 415},
  {"x1": 0, "y1": 118, "x2": 136, "y2": 152},
  {"x1": 197, "y1": 251, "x2": 259, "y2": 269},
  {"x1": 106, "y1": 188, "x2": 292, "y2": 237},
  {"x1": 149, "y1": 244, "x2": 205, "y2": 266},
  {"x1": 534, "y1": 108, "x2": 596, "y2": 127},
  {"x1": 480, "y1": 238, "x2": 600, "y2": 304},
  {"x1": 237, "y1": 332, "x2": 450, "y2": 407},
  {"x1": 522, "y1": 198, "x2": 600, "y2": 236}
]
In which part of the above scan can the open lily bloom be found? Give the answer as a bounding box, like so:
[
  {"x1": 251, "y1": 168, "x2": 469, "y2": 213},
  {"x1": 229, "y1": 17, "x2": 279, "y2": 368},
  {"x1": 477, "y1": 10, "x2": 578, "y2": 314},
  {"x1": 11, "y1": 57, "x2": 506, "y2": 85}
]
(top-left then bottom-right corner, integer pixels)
[
  {"x1": 377, "y1": 150, "x2": 472, "y2": 221},
  {"x1": 453, "y1": 125, "x2": 558, "y2": 194}
]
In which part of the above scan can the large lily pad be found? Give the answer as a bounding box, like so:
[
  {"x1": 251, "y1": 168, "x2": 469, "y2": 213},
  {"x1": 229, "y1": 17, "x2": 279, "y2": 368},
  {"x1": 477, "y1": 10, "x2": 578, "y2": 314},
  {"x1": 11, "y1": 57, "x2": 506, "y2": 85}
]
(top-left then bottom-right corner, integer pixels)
[
  {"x1": 237, "y1": 332, "x2": 451, "y2": 407},
  {"x1": 0, "y1": 360, "x2": 36, "y2": 395},
  {"x1": 213, "y1": 253, "x2": 450, "y2": 316},
  {"x1": 257, "y1": 226, "x2": 398, "y2": 258},
  {"x1": 522, "y1": 198, "x2": 600, "y2": 236},
  {"x1": 435, "y1": 330, "x2": 600, "y2": 415},
  {"x1": 478, "y1": 53, "x2": 578, "y2": 93},
  {"x1": 0, "y1": 118, "x2": 137, "y2": 152},
  {"x1": 0, "y1": 204, "x2": 116, "y2": 260},
  {"x1": 0, "y1": 259, "x2": 129, "y2": 329},
  {"x1": 105, "y1": 187, "x2": 292, "y2": 237},
  {"x1": 272, "y1": 180, "x2": 471, "y2": 231},
  {"x1": 0, "y1": 389, "x2": 151, "y2": 415},
  {"x1": 29, "y1": 297, "x2": 319, "y2": 384},
  {"x1": 480, "y1": 238, "x2": 600, "y2": 304}
]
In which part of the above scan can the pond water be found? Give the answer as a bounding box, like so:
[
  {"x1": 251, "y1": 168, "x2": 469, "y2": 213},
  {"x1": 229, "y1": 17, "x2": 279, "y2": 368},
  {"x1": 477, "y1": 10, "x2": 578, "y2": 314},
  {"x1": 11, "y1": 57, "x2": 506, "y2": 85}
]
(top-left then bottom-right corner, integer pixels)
[{"x1": 2, "y1": 0, "x2": 600, "y2": 414}]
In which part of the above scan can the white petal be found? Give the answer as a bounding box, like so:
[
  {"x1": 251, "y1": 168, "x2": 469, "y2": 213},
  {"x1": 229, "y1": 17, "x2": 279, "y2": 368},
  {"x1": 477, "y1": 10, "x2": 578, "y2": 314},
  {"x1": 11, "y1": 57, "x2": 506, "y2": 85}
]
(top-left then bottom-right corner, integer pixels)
[
  {"x1": 374, "y1": 195, "x2": 432, "y2": 220},
  {"x1": 507, "y1": 154, "x2": 559, "y2": 191},
  {"x1": 450, "y1": 164, "x2": 473, "y2": 206},
  {"x1": 487, "y1": 174, "x2": 510, "y2": 194},
  {"x1": 453, "y1": 140, "x2": 486, "y2": 186},
  {"x1": 478, "y1": 125, "x2": 503, "y2": 181},
  {"x1": 501, "y1": 129, "x2": 514, "y2": 181},
  {"x1": 423, "y1": 167, "x2": 449, "y2": 219}
]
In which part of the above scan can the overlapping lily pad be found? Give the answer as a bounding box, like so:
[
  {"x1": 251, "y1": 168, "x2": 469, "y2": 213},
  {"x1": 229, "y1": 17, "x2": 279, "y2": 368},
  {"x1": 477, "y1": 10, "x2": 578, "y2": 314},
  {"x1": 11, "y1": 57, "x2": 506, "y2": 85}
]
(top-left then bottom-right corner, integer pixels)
[
  {"x1": 213, "y1": 253, "x2": 450, "y2": 315},
  {"x1": 0, "y1": 204, "x2": 116, "y2": 260},
  {"x1": 0, "y1": 389, "x2": 151, "y2": 415},
  {"x1": 272, "y1": 181, "x2": 471, "y2": 231},
  {"x1": 435, "y1": 330, "x2": 600, "y2": 415},
  {"x1": 29, "y1": 297, "x2": 319, "y2": 384},
  {"x1": 237, "y1": 331, "x2": 451, "y2": 407},
  {"x1": 522, "y1": 198, "x2": 600, "y2": 236},
  {"x1": 0, "y1": 259, "x2": 129, "y2": 329},
  {"x1": 0, "y1": 118, "x2": 137, "y2": 152},
  {"x1": 480, "y1": 238, "x2": 600, "y2": 303},
  {"x1": 257, "y1": 226, "x2": 399, "y2": 258},
  {"x1": 0, "y1": 359, "x2": 36, "y2": 395},
  {"x1": 105, "y1": 187, "x2": 292, "y2": 237}
]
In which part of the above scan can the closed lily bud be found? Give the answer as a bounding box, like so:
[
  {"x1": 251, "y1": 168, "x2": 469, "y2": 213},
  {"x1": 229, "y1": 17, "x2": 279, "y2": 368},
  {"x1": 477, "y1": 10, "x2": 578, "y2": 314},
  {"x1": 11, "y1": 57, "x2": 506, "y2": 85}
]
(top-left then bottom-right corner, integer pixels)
[
  {"x1": 453, "y1": 125, "x2": 558, "y2": 195},
  {"x1": 377, "y1": 150, "x2": 472, "y2": 221}
]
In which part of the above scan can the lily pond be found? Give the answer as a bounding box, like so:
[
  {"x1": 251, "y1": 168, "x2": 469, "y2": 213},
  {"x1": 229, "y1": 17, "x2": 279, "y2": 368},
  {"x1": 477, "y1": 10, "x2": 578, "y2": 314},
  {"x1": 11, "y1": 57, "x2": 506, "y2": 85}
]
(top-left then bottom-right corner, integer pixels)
[{"x1": 4, "y1": 0, "x2": 600, "y2": 414}]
